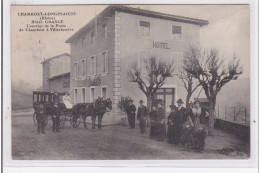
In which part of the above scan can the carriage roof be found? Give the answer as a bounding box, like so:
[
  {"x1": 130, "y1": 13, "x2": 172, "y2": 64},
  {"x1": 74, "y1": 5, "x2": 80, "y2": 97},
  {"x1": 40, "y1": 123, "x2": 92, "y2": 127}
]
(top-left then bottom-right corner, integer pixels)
[
  {"x1": 33, "y1": 91, "x2": 66, "y2": 106},
  {"x1": 33, "y1": 91, "x2": 64, "y2": 94}
]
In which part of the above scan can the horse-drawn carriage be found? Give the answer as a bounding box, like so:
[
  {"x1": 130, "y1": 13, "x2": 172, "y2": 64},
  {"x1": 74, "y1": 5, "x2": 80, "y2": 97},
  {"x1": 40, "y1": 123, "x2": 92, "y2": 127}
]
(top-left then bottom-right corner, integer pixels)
[
  {"x1": 33, "y1": 91, "x2": 66, "y2": 128},
  {"x1": 33, "y1": 91, "x2": 113, "y2": 129}
]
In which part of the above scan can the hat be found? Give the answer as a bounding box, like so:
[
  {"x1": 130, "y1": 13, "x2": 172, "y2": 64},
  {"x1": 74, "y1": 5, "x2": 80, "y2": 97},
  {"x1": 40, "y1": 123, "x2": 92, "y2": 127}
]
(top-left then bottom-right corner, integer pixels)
[
  {"x1": 139, "y1": 100, "x2": 144, "y2": 103},
  {"x1": 177, "y1": 99, "x2": 184, "y2": 104},
  {"x1": 169, "y1": 105, "x2": 177, "y2": 109}
]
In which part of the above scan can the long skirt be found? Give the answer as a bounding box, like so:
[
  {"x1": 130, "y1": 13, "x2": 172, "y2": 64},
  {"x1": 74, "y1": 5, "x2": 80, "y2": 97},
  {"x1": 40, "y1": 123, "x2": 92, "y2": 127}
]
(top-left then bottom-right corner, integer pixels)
[
  {"x1": 192, "y1": 126, "x2": 207, "y2": 150},
  {"x1": 155, "y1": 122, "x2": 166, "y2": 141},
  {"x1": 167, "y1": 124, "x2": 175, "y2": 144},
  {"x1": 150, "y1": 121, "x2": 157, "y2": 138}
]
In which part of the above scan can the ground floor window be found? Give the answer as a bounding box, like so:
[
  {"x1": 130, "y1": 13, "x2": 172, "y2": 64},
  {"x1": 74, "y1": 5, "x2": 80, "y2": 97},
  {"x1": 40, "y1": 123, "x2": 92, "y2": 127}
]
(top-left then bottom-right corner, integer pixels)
[
  {"x1": 82, "y1": 88, "x2": 86, "y2": 103},
  {"x1": 90, "y1": 87, "x2": 95, "y2": 102},
  {"x1": 74, "y1": 89, "x2": 78, "y2": 103},
  {"x1": 101, "y1": 87, "x2": 107, "y2": 98}
]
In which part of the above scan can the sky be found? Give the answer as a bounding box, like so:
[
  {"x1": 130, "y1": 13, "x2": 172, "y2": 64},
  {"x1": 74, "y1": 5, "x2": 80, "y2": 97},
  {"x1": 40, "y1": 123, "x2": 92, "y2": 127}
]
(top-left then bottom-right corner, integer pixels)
[{"x1": 11, "y1": 5, "x2": 250, "y2": 90}]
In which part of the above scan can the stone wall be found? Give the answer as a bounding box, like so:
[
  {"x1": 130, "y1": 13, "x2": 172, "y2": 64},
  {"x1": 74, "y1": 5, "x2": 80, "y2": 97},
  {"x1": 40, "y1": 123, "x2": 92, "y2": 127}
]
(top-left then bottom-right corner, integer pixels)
[{"x1": 214, "y1": 118, "x2": 250, "y2": 141}]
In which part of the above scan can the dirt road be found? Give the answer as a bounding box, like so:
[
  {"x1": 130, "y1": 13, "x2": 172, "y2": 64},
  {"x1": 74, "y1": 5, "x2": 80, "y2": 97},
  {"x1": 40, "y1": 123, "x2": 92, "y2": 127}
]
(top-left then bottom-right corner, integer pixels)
[{"x1": 12, "y1": 113, "x2": 249, "y2": 160}]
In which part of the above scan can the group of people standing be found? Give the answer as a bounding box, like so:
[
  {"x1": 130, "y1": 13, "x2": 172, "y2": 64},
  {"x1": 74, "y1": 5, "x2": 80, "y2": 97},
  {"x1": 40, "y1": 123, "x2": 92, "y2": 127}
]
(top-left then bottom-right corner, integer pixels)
[{"x1": 126, "y1": 98, "x2": 210, "y2": 149}]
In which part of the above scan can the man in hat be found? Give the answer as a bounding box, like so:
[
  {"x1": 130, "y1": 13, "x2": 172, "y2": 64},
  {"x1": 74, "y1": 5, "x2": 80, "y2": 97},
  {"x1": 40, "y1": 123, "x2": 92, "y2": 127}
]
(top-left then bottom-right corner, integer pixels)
[
  {"x1": 167, "y1": 104, "x2": 177, "y2": 144},
  {"x1": 126, "y1": 100, "x2": 136, "y2": 129},
  {"x1": 174, "y1": 99, "x2": 187, "y2": 145},
  {"x1": 137, "y1": 100, "x2": 148, "y2": 133},
  {"x1": 51, "y1": 102, "x2": 61, "y2": 133},
  {"x1": 36, "y1": 103, "x2": 47, "y2": 135}
]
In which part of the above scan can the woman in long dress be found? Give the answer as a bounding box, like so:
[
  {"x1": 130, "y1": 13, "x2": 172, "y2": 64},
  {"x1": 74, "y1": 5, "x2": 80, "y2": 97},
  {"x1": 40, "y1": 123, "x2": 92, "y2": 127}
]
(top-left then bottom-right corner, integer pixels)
[
  {"x1": 190, "y1": 100, "x2": 209, "y2": 150},
  {"x1": 62, "y1": 92, "x2": 73, "y2": 109}
]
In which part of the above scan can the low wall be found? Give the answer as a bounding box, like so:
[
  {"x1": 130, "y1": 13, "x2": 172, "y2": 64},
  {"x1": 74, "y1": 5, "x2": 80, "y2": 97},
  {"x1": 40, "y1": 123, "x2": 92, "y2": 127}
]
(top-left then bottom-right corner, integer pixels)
[{"x1": 214, "y1": 118, "x2": 250, "y2": 141}]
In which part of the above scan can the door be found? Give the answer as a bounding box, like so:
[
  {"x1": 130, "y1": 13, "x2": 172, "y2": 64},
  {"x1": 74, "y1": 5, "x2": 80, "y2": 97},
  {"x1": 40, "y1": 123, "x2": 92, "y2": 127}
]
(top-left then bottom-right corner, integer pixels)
[{"x1": 154, "y1": 88, "x2": 175, "y2": 114}]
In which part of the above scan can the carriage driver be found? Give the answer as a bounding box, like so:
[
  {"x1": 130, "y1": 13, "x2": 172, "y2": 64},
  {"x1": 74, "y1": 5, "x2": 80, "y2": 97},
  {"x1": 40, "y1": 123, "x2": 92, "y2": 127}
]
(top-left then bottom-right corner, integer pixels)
[
  {"x1": 52, "y1": 98, "x2": 61, "y2": 133},
  {"x1": 63, "y1": 92, "x2": 73, "y2": 109},
  {"x1": 36, "y1": 103, "x2": 47, "y2": 135}
]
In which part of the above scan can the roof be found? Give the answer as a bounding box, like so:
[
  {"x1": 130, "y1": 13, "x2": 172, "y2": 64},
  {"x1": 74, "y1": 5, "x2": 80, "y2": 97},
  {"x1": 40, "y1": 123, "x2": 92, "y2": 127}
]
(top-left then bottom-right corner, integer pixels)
[
  {"x1": 48, "y1": 72, "x2": 70, "y2": 81},
  {"x1": 41, "y1": 53, "x2": 70, "y2": 64},
  {"x1": 66, "y1": 5, "x2": 209, "y2": 43}
]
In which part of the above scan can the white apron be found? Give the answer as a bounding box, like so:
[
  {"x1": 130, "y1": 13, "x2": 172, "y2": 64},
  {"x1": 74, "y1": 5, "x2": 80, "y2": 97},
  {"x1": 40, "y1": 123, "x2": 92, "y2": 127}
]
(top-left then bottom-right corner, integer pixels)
[{"x1": 63, "y1": 95, "x2": 73, "y2": 109}]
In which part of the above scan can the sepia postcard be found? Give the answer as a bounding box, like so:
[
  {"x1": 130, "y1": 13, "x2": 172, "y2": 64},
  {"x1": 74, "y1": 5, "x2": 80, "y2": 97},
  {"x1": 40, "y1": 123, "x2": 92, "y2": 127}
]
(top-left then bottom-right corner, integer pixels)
[{"x1": 2, "y1": 1, "x2": 258, "y2": 169}]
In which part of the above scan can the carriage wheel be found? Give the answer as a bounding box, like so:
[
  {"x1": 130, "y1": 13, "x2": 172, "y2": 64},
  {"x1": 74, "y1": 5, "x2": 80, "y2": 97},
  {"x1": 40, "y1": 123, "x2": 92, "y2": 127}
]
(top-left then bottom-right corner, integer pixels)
[
  {"x1": 70, "y1": 115, "x2": 81, "y2": 128},
  {"x1": 59, "y1": 114, "x2": 66, "y2": 129},
  {"x1": 33, "y1": 112, "x2": 38, "y2": 126}
]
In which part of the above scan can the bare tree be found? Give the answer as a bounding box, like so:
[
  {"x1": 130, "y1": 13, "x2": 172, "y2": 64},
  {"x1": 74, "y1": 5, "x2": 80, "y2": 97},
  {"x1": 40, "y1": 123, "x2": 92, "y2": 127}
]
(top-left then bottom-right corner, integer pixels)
[
  {"x1": 184, "y1": 44, "x2": 243, "y2": 134},
  {"x1": 178, "y1": 69, "x2": 201, "y2": 108},
  {"x1": 127, "y1": 57, "x2": 175, "y2": 110}
]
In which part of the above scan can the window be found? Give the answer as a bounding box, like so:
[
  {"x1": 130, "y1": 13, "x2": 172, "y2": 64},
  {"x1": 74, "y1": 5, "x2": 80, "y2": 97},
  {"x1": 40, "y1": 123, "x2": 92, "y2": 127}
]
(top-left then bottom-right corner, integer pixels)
[
  {"x1": 102, "y1": 51, "x2": 108, "y2": 73},
  {"x1": 91, "y1": 31, "x2": 95, "y2": 44},
  {"x1": 82, "y1": 88, "x2": 86, "y2": 103},
  {"x1": 173, "y1": 52, "x2": 183, "y2": 72},
  {"x1": 138, "y1": 21, "x2": 150, "y2": 37},
  {"x1": 172, "y1": 25, "x2": 182, "y2": 40},
  {"x1": 74, "y1": 89, "x2": 78, "y2": 103},
  {"x1": 74, "y1": 62, "x2": 78, "y2": 78},
  {"x1": 45, "y1": 95, "x2": 49, "y2": 102},
  {"x1": 90, "y1": 87, "x2": 95, "y2": 102},
  {"x1": 82, "y1": 60, "x2": 86, "y2": 77},
  {"x1": 82, "y1": 37, "x2": 85, "y2": 48},
  {"x1": 91, "y1": 56, "x2": 96, "y2": 75},
  {"x1": 103, "y1": 24, "x2": 107, "y2": 38},
  {"x1": 87, "y1": 58, "x2": 91, "y2": 76},
  {"x1": 101, "y1": 87, "x2": 107, "y2": 98}
]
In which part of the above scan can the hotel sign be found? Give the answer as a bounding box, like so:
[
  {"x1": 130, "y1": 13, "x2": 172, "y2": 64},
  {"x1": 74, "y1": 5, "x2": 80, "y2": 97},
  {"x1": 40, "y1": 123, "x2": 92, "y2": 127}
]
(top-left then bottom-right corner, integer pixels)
[{"x1": 153, "y1": 41, "x2": 170, "y2": 49}]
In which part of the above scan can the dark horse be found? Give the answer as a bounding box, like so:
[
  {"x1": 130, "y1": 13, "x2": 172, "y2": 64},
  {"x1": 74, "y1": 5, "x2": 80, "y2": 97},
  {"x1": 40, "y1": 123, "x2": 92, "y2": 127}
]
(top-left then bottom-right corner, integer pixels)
[{"x1": 72, "y1": 97, "x2": 112, "y2": 130}]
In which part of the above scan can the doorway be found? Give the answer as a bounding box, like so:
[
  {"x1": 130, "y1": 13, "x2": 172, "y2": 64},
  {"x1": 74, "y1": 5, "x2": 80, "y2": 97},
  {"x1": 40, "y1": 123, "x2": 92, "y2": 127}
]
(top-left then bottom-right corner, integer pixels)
[{"x1": 154, "y1": 88, "x2": 175, "y2": 114}]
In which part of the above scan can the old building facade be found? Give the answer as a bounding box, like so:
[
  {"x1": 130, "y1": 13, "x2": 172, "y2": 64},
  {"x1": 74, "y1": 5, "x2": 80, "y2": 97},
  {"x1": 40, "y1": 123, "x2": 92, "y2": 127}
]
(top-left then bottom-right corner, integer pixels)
[
  {"x1": 42, "y1": 53, "x2": 71, "y2": 93},
  {"x1": 66, "y1": 5, "x2": 208, "y2": 122}
]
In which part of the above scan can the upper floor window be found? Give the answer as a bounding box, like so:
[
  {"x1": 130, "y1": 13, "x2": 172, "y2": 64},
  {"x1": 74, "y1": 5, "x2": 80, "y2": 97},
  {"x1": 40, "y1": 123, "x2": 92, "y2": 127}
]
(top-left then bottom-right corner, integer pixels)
[
  {"x1": 102, "y1": 51, "x2": 108, "y2": 73},
  {"x1": 103, "y1": 24, "x2": 107, "y2": 38},
  {"x1": 138, "y1": 21, "x2": 150, "y2": 37},
  {"x1": 81, "y1": 37, "x2": 85, "y2": 48},
  {"x1": 91, "y1": 31, "x2": 95, "y2": 44},
  {"x1": 74, "y1": 62, "x2": 78, "y2": 78},
  {"x1": 91, "y1": 56, "x2": 96, "y2": 75},
  {"x1": 82, "y1": 59, "x2": 86, "y2": 77},
  {"x1": 172, "y1": 25, "x2": 182, "y2": 40}
]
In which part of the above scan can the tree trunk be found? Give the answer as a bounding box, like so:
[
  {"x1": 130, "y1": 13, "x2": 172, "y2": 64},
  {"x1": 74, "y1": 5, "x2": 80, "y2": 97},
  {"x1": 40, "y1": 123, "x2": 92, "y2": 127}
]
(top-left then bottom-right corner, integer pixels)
[
  {"x1": 186, "y1": 93, "x2": 192, "y2": 109},
  {"x1": 208, "y1": 98, "x2": 216, "y2": 136},
  {"x1": 146, "y1": 95, "x2": 152, "y2": 112}
]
